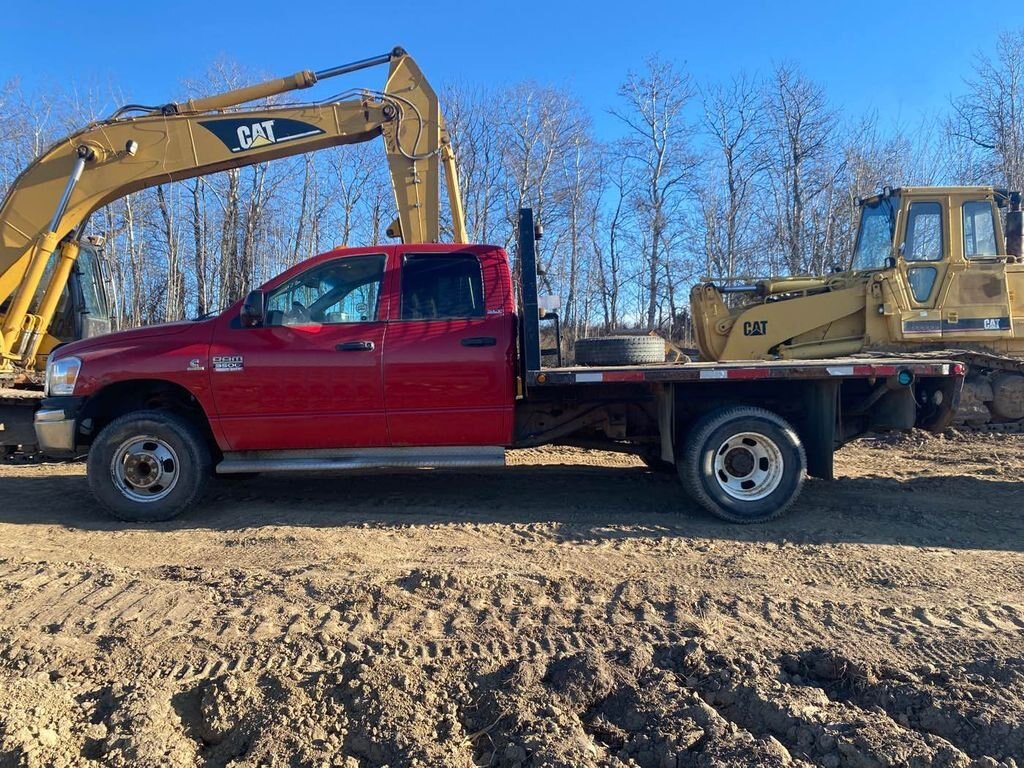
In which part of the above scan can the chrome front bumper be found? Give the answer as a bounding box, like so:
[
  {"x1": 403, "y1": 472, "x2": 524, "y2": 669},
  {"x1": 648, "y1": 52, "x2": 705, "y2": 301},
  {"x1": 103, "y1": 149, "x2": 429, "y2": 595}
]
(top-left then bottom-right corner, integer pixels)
[{"x1": 34, "y1": 408, "x2": 77, "y2": 452}]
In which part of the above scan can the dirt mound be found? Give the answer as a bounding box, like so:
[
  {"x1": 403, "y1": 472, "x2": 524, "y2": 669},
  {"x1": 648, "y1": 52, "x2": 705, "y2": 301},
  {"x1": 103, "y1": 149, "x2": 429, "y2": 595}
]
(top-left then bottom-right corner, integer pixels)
[{"x1": 3, "y1": 638, "x2": 1019, "y2": 767}]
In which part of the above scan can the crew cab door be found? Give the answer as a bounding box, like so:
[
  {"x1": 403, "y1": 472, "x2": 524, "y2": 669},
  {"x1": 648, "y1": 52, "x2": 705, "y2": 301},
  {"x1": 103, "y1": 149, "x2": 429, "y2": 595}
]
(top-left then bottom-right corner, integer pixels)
[
  {"x1": 209, "y1": 252, "x2": 390, "y2": 450},
  {"x1": 383, "y1": 249, "x2": 514, "y2": 445}
]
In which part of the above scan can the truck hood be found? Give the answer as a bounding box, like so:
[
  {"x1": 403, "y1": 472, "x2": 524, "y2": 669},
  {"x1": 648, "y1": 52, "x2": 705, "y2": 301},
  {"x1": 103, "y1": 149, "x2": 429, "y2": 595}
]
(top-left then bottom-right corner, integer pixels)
[{"x1": 54, "y1": 319, "x2": 209, "y2": 358}]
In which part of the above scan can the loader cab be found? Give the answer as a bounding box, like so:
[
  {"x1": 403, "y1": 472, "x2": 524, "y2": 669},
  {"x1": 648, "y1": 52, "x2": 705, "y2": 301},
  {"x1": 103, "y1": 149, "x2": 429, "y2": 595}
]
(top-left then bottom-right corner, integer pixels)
[{"x1": 864, "y1": 186, "x2": 1021, "y2": 346}]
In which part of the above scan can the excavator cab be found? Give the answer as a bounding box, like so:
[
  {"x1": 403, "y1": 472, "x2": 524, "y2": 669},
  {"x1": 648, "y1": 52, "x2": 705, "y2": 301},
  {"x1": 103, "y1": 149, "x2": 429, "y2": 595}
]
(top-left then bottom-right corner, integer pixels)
[
  {"x1": 4, "y1": 240, "x2": 114, "y2": 370},
  {"x1": 47, "y1": 243, "x2": 112, "y2": 345}
]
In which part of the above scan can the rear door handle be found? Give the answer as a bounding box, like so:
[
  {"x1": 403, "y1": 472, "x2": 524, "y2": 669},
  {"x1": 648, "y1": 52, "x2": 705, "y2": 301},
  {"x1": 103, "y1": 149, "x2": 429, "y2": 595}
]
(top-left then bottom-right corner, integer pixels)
[
  {"x1": 461, "y1": 336, "x2": 497, "y2": 347},
  {"x1": 336, "y1": 340, "x2": 375, "y2": 352}
]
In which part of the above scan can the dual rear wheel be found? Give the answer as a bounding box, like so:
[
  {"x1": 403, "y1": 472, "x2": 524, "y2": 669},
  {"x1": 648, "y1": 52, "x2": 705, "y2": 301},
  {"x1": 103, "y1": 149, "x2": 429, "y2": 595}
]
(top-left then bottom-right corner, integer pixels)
[{"x1": 677, "y1": 406, "x2": 806, "y2": 523}]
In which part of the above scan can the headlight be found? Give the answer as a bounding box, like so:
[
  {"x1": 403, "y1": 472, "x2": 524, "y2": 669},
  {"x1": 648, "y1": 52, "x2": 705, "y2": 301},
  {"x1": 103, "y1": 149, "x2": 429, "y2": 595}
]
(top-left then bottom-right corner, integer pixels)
[{"x1": 46, "y1": 356, "x2": 82, "y2": 396}]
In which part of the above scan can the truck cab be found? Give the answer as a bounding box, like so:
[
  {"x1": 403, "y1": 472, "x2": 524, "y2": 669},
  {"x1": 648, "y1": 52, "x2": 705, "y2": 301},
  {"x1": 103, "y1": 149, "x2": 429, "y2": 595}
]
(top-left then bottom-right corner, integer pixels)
[
  {"x1": 207, "y1": 243, "x2": 516, "y2": 451},
  {"x1": 36, "y1": 242, "x2": 518, "y2": 486}
]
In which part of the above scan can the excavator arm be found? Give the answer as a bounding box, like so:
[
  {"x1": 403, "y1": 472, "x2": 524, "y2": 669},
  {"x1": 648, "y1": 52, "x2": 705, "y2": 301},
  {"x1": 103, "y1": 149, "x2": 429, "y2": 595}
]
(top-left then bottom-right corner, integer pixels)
[{"x1": 0, "y1": 47, "x2": 467, "y2": 371}]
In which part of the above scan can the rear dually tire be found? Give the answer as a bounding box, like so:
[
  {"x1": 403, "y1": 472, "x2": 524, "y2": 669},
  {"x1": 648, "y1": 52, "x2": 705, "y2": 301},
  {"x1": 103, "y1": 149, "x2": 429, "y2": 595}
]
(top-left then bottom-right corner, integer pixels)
[{"x1": 679, "y1": 406, "x2": 806, "y2": 523}]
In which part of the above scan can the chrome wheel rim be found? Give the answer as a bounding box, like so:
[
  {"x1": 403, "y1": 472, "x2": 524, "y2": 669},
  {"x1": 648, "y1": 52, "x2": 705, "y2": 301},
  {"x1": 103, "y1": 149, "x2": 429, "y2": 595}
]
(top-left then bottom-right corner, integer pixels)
[
  {"x1": 712, "y1": 431, "x2": 784, "y2": 501},
  {"x1": 110, "y1": 435, "x2": 180, "y2": 503}
]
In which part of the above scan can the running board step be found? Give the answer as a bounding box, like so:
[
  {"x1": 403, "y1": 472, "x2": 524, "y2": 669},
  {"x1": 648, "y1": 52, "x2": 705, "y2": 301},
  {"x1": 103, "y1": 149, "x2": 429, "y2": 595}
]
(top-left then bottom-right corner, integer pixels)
[{"x1": 216, "y1": 446, "x2": 506, "y2": 474}]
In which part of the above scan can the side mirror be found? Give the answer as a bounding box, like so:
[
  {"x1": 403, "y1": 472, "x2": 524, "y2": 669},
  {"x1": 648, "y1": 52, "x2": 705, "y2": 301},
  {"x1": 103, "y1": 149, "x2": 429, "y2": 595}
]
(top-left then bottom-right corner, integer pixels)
[
  {"x1": 885, "y1": 256, "x2": 897, "y2": 269},
  {"x1": 240, "y1": 290, "x2": 265, "y2": 328}
]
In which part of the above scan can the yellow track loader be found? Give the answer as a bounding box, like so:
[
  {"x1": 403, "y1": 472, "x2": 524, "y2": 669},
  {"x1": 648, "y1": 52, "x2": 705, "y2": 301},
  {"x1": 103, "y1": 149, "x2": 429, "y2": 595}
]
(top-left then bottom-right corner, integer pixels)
[{"x1": 691, "y1": 186, "x2": 1024, "y2": 425}]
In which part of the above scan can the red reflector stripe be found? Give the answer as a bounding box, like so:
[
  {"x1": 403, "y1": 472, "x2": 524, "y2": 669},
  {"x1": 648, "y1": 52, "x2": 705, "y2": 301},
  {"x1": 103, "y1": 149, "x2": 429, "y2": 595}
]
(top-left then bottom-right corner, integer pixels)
[
  {"x1": 727, "y1": 368, "x2": 771, "y2": 380},
  {"x1": 601, "y1": 371, "x2": 646, "y2": 382},
  {"x1": 852, "y1": 365, "x2": 896, "y2": 376}
]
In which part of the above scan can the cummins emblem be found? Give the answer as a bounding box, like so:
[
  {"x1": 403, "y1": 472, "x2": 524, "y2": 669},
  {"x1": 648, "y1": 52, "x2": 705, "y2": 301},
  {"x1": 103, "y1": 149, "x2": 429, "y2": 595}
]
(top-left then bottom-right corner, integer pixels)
[{"x1": 198, "y1": 117, "x2": 325, "y2": 153}]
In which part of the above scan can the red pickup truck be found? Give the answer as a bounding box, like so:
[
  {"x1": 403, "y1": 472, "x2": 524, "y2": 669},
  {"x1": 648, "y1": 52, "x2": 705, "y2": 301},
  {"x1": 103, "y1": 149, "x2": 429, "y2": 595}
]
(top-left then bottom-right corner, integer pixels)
[{"x1": 35, "y1": 210, "x2": 963, "y2": 524}]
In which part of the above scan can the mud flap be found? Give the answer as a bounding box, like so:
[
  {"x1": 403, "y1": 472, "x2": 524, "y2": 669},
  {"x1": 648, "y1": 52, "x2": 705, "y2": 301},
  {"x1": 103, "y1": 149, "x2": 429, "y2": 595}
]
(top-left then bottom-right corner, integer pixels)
[
  {"x1": 917, "y1": 374, "x2": 963, "y2": 432},
  {"x1": 868, "y1": 387, "x2": 918, "y2": 432},
  {"x1": 800, "y1": 381, "x2": 836, "y2": 480}
]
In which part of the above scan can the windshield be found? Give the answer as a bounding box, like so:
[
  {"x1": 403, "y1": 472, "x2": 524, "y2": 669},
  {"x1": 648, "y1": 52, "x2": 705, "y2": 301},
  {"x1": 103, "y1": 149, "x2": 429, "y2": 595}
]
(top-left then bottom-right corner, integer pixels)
[{"x1": 851, "y1": 194, "x2": 900, "y2": 270}]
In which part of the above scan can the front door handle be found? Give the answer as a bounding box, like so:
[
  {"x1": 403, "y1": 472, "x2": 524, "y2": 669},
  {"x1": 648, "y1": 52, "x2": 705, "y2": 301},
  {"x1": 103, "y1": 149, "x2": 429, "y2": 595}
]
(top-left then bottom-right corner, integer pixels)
[
  {"x1": 461, "y1": 336, "x2": 497, "y2": 347},
  {"x1": 336, "y1": 340, "x2": 375, "y2": 352}
]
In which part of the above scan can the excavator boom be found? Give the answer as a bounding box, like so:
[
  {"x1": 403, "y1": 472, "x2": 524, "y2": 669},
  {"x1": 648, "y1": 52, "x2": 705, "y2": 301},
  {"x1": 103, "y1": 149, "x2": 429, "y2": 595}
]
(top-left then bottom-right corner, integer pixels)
[{"x1": 0, "y1": 47, "x2": 467, "y2": 372}]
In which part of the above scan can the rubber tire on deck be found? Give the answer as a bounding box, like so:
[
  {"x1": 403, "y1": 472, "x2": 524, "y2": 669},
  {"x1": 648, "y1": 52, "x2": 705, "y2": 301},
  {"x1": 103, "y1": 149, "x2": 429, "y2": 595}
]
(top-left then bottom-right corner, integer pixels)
[
  {"x1": 679, "y1": 406, "x2": 806, "y2": 523},
  {"x1": 575, "y1": 336, "x2": 665, "y2": 366},
  {"x1": 87, "y1": 409, "x2": 211, "y2": 523}
]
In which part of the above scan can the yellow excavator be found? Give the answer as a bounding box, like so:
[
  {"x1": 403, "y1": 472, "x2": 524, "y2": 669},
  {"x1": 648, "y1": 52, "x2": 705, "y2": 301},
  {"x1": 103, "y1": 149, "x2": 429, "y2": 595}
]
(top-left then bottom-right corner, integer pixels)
[
  {"x1": 691, "y1": 186, "x2": 1024, "y2": 425},
  {"x1": 0, "y1": 47, "x2": 467, "y2": 450}
]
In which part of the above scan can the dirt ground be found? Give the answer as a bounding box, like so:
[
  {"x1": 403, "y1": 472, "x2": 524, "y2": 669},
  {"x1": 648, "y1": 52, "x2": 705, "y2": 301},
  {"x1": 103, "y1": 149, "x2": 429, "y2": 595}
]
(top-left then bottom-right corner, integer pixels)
[{"x1": 0, "y1": 431, "x2": 1022, "y2": 768}]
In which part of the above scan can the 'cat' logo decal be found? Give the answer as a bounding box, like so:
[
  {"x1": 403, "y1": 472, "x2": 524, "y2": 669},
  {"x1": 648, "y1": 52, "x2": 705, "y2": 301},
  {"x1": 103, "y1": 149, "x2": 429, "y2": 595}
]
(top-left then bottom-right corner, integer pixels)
[
  {"x1": 198, "y1": 118, "x2": 324, "y2": 153},
  {"x1": 743, "y1": 320, "x2": 768, "y2": 336}
]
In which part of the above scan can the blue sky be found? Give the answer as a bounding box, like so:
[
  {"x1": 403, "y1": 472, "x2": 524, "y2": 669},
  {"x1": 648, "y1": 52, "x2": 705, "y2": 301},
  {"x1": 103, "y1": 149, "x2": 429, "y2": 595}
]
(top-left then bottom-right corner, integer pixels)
[{"x1": 4, "y1": 1, "x2": 1022, "y2": 139}]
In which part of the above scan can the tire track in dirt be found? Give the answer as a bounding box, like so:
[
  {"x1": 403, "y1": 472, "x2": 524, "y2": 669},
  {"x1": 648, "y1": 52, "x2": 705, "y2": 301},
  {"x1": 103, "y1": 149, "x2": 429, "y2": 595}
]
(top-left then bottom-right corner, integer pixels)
[{"x1": 1, "y1": 435, "x2": 1023, "y2": 765}]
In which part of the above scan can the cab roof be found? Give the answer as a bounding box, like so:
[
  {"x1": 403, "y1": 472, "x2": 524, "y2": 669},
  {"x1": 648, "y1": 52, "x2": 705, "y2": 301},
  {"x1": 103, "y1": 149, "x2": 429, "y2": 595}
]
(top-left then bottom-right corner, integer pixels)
[{"x1": 859, "y1": 186, "x2": 1010, "y2": 207}]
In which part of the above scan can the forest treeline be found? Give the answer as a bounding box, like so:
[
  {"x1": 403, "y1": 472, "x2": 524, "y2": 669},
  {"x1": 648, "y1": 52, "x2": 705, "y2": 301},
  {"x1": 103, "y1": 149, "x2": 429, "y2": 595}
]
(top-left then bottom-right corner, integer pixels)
[{"x1": 1, "y1": 33, "x2": 1022, "y2": 340}]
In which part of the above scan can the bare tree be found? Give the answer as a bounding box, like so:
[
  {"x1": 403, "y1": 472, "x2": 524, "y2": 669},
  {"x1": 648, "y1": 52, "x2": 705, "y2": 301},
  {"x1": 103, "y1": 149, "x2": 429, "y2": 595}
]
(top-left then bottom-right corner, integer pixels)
[
  {"x1": 761, "y1": 63, "x2": 842, "y2": 275},
  {"x1": 443, "y1": 84, "x2": 504, "y2": 243},
  {"x1": 698, "y1": 73, "x2": 766, "y2": 279},
  {"x1": 613, "y1": 56, "x2": 699, "y2": 329},
  {"x1": 949, "y1": 30, "x2": 1024, "y2": 190},
  {"x1": 189, "y1": 179, "x2": 210, "y2": 316},
  {"x1": 155, "y1": 185, "x2": 185, "y2": 321}
]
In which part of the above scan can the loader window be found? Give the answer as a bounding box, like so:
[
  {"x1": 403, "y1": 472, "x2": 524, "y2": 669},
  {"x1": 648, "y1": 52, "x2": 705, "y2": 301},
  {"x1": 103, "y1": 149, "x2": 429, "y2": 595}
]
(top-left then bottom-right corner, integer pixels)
[
  {"x1": 401, "y1": 254, "x2": 484, "y2": 320},
  {"x1": 852, "y1": 195, "x2": 899, "y2": 270},
  {"x1": 907, "y1": 266, "x2": 938, "y2": 303},
  {"x1": 963, "y1": 201, "x2": 998, "y2": 258},
  {"x1": 903, "y1": 202, "x2": 943, "y2": 262},
  {"x1": 265, "y1": 254, "x2": 385, "y2": 326}
]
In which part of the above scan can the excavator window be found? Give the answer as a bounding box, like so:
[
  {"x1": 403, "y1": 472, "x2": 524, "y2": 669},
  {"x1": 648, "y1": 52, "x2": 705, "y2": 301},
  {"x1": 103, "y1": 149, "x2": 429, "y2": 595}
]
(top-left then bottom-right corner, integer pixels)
[
  {"x1": 903, "y1": 202, "x2": 943, "y2": 262},
  {"x1": 75, "y1": 247, "x2": 107, "y2": 317},
  {"x1": 962, "y1": 200, "x2": 998, "y2": 258}
]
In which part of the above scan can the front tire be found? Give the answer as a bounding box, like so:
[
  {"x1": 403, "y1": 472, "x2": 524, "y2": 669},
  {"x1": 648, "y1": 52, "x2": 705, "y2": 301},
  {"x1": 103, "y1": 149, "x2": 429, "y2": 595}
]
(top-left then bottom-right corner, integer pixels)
[
  {"x1": 87, "y1": 410, "x2": 212, "y2": 522},
  {"x1": 679, "y1": 406, "x2": 806, "y2": 523}
]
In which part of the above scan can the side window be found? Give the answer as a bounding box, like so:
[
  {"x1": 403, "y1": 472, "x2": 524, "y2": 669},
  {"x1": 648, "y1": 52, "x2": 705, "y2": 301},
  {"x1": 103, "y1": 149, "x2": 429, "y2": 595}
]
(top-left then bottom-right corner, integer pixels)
[
  {"x1": 401, "y1": 254, "x2": 484, "y2": 320},
  {"x1": 903, "y1": 202, "x2": 943, "y2": 262},
  {"x1": 907, "y1": 266, "x2": 937, "y2": 303},
  {"x1": 963, "y1": 201, "x2": 998, "y2": 258},
  {"x1": 265, "y1": 255, "x2": 385, "y2": 327}
]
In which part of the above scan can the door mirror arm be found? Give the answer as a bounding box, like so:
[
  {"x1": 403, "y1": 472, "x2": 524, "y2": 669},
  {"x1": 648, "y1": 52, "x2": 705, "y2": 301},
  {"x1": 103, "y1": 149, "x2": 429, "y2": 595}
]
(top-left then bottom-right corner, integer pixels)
[{"x1": 241, "y1": 290, "x2": 266, "y2": 328}]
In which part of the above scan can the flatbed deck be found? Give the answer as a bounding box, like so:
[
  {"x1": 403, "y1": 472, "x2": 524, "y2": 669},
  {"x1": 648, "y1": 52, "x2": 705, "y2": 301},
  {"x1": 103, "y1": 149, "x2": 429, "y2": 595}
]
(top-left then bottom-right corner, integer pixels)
[{"x1": 528, "y1": 357, "x2": 962, "y2": 386}]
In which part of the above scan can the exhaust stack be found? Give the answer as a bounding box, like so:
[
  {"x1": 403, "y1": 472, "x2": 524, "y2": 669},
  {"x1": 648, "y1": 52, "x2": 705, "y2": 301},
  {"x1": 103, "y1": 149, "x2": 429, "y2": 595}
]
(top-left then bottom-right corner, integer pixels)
[{"x1": 1006, "y1": 191, "x2": 1023, "y2": 258}]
